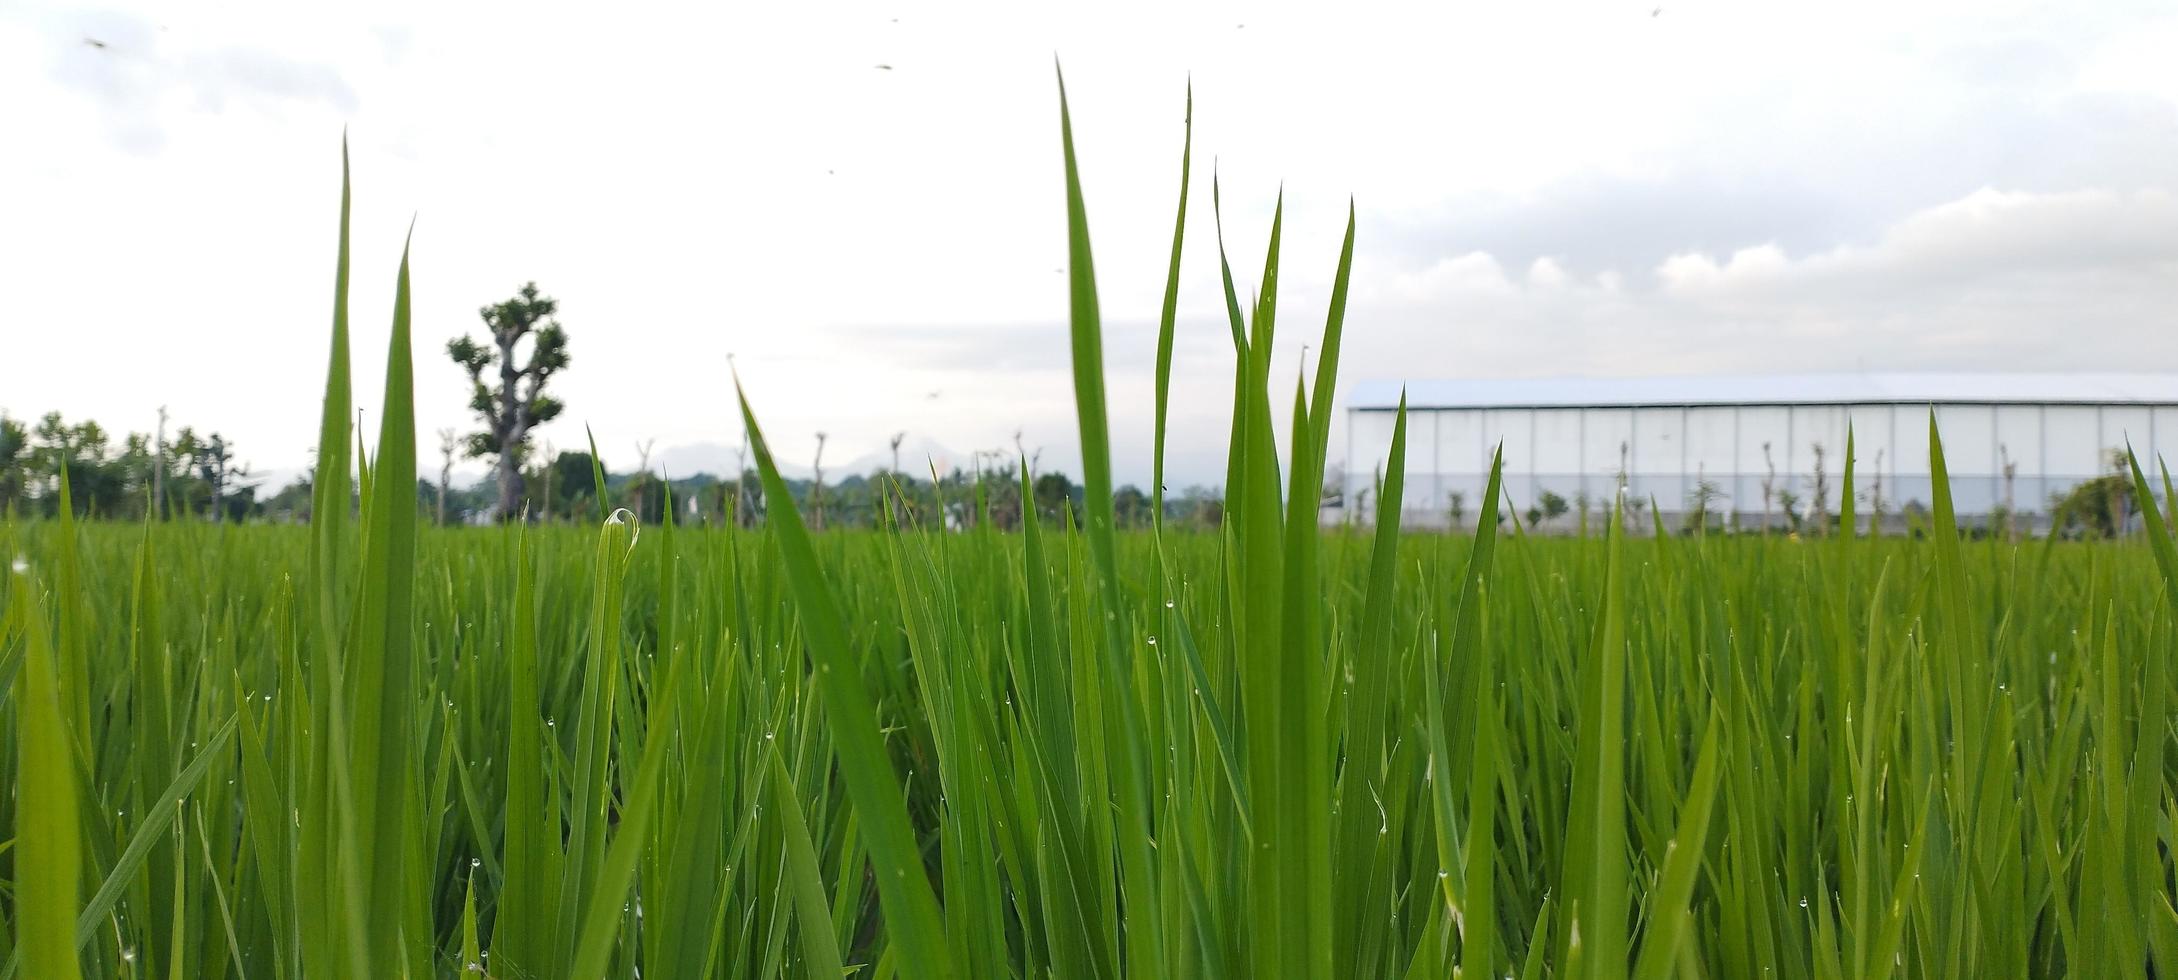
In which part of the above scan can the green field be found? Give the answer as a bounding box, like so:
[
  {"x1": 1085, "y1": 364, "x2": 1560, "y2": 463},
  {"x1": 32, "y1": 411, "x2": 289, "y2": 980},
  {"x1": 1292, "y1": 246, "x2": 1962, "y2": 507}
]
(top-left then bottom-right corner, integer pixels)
[{"x1": 5, "y1": 93, "x2": 2178, "y2": 979}]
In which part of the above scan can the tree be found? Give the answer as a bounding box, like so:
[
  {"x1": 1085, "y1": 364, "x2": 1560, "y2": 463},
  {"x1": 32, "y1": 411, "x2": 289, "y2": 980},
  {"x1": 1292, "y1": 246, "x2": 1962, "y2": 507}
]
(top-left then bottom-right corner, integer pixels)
[
  {"x1": 1033, "y1": 471, "x2": 1076, "y2": 524},
  {"x1": 35, "y1": 413, "x2": 131, "y2": 517},
  {"x1": 189, "y1": 432, "x2": 248, "y2": 524},
  {"x1": 1684, "y1": 469, "x2": 1725, "y2": 535},
  {"x1": 1113, "y1": 484, "x2": 1150, "y2": 528},
  {"x1": 1775, "y1": 489, "x2": 1803, "y2": 533},
  {"x1": 2049, "y1": 451, "x2": 2136, "y2": 539},
  {"x1": 1177, "y1": 484, "x2": 1223, "y2": 529},
  {"x1": 448, "y1": 282, "x2": 570, "y2": 521},
  {"x1": 1538, "y1": 489, "x2": 1569, "y2": 529},
  {"x1": 262, "y1": 475, "x2": 314, "y2": 523},
  {"x1": 547, "y1": 450, "x2": 600, "y2": 520},
  {"x1": 0, "y1": 413, "x2": 26, "y2": 511}
]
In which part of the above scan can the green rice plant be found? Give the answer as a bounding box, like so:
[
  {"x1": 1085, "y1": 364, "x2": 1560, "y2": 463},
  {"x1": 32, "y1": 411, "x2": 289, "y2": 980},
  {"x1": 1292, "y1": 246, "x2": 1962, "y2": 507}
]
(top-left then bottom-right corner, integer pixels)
[{"x1": 3, "y1": 78, "x2": 2177, "y2": 980}]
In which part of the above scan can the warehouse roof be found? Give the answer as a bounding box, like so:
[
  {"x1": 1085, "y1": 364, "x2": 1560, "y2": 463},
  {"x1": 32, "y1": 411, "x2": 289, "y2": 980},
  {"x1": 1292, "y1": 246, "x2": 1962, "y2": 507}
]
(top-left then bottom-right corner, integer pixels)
[{"x1": 1347, "y1": 372, "x2": 2178, "y2": 411}]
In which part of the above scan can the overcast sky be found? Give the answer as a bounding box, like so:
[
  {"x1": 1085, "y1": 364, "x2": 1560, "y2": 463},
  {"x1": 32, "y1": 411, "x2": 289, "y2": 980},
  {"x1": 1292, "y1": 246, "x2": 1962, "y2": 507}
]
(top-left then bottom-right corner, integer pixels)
[{"x1": 4, "y1": 0, "x2": 2176, "y2": 488}]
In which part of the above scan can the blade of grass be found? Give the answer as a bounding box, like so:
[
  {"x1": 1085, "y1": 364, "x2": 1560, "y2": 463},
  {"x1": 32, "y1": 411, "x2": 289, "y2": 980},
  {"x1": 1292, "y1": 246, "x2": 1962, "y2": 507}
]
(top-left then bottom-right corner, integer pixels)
[
  {"x1": 735, "y1": 380, "x2": 955, "y2": 980},
  {"x1": 1056, "y1": 64, "x2": 1167, "y2": 977},
  {"x1": 11, "y1": 567, "x2": 82, "y2": 980},
  {"x1": 1151, "y1": 84, "x2": 1193, "y2": 529}
]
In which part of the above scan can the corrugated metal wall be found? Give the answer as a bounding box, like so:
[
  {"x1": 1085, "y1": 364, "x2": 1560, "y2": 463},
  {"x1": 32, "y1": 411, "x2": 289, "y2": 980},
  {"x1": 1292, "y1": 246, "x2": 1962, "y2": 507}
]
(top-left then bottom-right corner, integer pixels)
[{"x1": 1344, "y1": 403, "x2": 2178, "y2": 529}]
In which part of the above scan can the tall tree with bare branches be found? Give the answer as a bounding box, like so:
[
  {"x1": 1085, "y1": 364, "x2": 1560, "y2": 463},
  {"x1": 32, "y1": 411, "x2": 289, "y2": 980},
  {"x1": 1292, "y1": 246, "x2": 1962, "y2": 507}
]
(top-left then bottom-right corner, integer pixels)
[
  {"x1": 436, "y1": 427, "x2": 457, "y2": 526},
  {"x1": 447, "y1": 282, "x2": 569, "y2": 520}
]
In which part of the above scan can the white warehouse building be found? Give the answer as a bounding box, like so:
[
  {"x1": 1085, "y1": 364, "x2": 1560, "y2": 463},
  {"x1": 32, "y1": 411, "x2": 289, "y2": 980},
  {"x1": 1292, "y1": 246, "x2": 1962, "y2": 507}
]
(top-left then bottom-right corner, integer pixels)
[{"x1": 1343, "y1": 373, "x2": 2178, "y2": 531}]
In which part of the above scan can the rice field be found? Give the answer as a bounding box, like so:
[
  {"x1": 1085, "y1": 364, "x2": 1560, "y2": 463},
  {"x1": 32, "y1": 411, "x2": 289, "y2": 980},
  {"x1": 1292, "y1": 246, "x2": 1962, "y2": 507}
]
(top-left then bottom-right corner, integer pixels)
[{"x1": 5, "y1": 87, "x2": 2178, "y2": 979}]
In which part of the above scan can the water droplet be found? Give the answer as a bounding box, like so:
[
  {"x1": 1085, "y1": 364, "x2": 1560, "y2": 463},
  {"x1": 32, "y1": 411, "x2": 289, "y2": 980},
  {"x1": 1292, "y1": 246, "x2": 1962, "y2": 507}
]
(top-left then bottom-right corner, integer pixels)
[
  {"x1": 471, "y1": 858, "x2": 482, "y2": 868},
  {"x1": 1799, "y1": 897, "x2": 1809, "y2": 909},
  {"x1": 1165, "y1": 599, "x2": 1176, "y2": 609},
  {"x1": 1146, "y1": 636, "x2": 1158, "y2": 646}
]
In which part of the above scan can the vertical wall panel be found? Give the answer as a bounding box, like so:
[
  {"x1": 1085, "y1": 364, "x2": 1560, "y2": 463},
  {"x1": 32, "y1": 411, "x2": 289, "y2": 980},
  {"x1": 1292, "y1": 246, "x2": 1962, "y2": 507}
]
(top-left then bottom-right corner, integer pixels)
[
  {"x1": 2101, "y1": 407, "x2": 2152, "y2": 470},
  {"x1": 1933, "y1": 405, "x2": 1997, "y2": 512},
  {"x1": 1792, "y1": 406, "x2": 1848, "y2": 473},
  {"x1": 1581, "y1": 408, "x2": 1634, "y2": 487},
  {"x1": 1484, "y1": 409, "x2": 1537, "y2": 507},
  {"x1": 1735, "y1": 407, "x2": 1791, "y2": 517},
  {"x1": 1436, "y1": 410, "x2": 1486, "y2": 524},
  {"x1": 1532, "y1": 409, "x2": 1583, "y2": 493},
  {"x1": 1349, "y1": 409, "x2": 1399, "y2": 505},
  {"x1": 1630, "y1": 407, "x2": 1685, "y2": 509},
  {"x1": 2044, "y1": 407, "x2": 2101, "y2": 478},
  {"x1": 1930, "y1": 405, "x2": 1996, "y2": 474},
  {"x1": 1787, "y1": 406, "x2": 1846, "y2": 517},
  {"x1": 1993, "y1": 406, "x2": 2043, "y2": 514},
  {"x1": 1685, "y1": 407, "x2": 1739, "y2": 511},
  {"x1": 2153, "y1": 407, "x2": 2178, "y2": 477},
  {"x1": 1842, "y1": 405, "x2": 1895, "y2": 512}
]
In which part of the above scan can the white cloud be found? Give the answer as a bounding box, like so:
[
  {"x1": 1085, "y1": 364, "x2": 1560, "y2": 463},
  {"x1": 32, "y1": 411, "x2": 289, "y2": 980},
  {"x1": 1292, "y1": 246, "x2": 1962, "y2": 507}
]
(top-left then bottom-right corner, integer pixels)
[
  {"x1": 1379, "y1": 252, "x2": 1512, "y2": 305},
  {"x1": 1658, "y1": 188, "x2": 2178, "y2": 301},
  {"x1": 1338, "y1": 186, "x2": 2178, "y2": 414}
]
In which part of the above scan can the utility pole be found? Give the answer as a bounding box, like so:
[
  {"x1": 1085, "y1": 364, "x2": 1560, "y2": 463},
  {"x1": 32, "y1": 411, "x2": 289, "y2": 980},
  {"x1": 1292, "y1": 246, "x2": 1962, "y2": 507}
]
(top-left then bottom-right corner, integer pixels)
[
  {"x1": 634, "y1": 438, "x2": 656, "y2": 522},
  {"x1": 811, "y1": 432, "x2": 828, "y2": 530},
  {"x1": 735, "y1": 441, "x2": 750, "y2": 527},
  {"x1": 437, "y1": 428, "x2": 457, "y2": 526},
  {"x1": 154, "y1": 405, "x2": 168, "y2": 520}
]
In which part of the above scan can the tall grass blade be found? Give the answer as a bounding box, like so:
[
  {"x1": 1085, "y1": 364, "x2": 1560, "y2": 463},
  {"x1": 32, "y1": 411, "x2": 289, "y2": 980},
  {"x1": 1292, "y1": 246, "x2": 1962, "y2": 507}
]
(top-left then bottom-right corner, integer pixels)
[
  {"x1": 11, "y1": 568, "x2": 81, "y2": 980},
  {"x1": 735, "y1": 382, "x2": 955, "y2": 980}
]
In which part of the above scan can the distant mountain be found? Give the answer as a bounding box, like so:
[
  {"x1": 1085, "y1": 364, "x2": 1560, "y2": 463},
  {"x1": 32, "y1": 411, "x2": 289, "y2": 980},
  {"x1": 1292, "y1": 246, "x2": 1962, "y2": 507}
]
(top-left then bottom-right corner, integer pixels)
[
  {"x1": 650, "y1": 436, "x2": 967, "y2": 481},
  {"x1": 837, "y1": 435, "x2": 968, "y2": 479},
  {"x1": 601, "y1": 435, "x2": 975, "y2": 481},
  {"x1": 651, "y1": 441, "x2": 796, "y2": 479}
]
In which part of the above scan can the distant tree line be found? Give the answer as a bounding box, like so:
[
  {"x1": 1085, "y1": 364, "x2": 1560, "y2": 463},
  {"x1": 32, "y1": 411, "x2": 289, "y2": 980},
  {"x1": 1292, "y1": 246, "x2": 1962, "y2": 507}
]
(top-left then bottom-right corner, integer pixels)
[
  {"x1": 0, "y1": 411, "x2": 1226, "y2": 532},
  {"x1": 0, "y1": 410, "x2": 257, "y2": 521},
  {"x1": 468, "y1": 447, "x2": 1225, "y2": 532}
]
